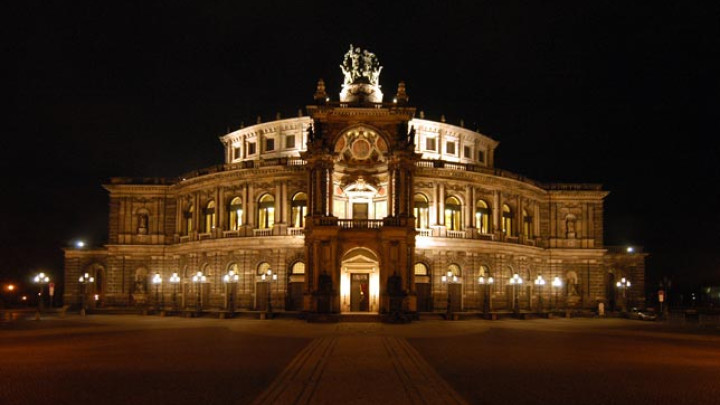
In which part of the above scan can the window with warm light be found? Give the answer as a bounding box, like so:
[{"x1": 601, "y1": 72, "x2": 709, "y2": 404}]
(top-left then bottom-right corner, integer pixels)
[
  {"x1": 291, "y1": 262, "x2": 305, "y2": 274},
  {"x1": 523, "y1": 208, "x2": 533, "y2": 238},
  {"x1": 204, "y1": 200, "x2": 216, "y2": 232},
  {"x1": 291, "y1": 192, "x2": 307, "y2": 228},
  {"x1": 414, "y1": 194, "x2": 429, "y2": 229},
  {"x1": 414, "y1": 263, "x2": 428, "y2": 276},
  {"x1": 257, "y1": 262, "x2": 271, "y2": 276},
  {"x1": 445, "y1": 196, "x2": 462, "y2": 231},
  {"x1": 447, "y1": 264, "x2": 462, "y2": 277},
  {"x1": 475, "y1": 200, "x2": 490, "y2": 233},
  {"x1": 502, "y1": 204, "x2": 513, "y2": 237},
  {"x1": 258, "y1": 194, "x2": 275, "y2": 229},
  {"x1": 184, "y1": 205, "x2": 194, "y2": 235},
  {"x1": 228, "y1": 197, "x2": 243, "y2": 230}
]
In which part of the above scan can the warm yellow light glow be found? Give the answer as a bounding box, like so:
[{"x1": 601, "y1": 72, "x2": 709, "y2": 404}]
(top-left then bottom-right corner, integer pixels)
[
  {"x1": 552, "y1": 276, "x2": 562, "y2": 288},
  {"x1": 6, "y1": 284, "x2": 15, "y2": 292}
]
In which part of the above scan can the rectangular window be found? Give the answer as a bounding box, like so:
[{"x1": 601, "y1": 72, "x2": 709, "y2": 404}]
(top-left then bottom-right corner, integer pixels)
[
  {"x1": 248, "y1": 142, "x2": 256, "y2": 155},
  {"x1": 265, "y1": 138, "x2": 275, "y2": 152},
  {"x1": 426, "y1": 137, "x2": 436, "y2": 151},
  {"x1": 286, "y1": 135, "x2": 295, "y2": 149},
  {"x1": 478, "y1": 150, "x2": 485, "y2": 163},
  {"x1": 446, "y1": 141, "x2": 456, "y2": 155},
  {"x1": 464, "y1": 146, "x2": 471, "y2": 159},
  {"x1": 233, "y1": 147, "x2": 241, "y2": 160}
]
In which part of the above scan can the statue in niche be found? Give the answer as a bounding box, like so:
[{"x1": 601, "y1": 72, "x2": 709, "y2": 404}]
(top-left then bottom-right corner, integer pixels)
[
  {"x1": 138, "y1": 214, "x2": 148, "y2": 235},
  {"x1": 565, "y1": 215, "x2": 577, "y2": 238},
  {"x1": 134, "y1": 273, "x2": 147, "y2": 294}
]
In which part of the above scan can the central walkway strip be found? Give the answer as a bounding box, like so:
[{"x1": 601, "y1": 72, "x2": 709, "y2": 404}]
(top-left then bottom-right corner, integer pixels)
[{"x1": 252, "y1": 335, "x2": 468, "y2": 405}]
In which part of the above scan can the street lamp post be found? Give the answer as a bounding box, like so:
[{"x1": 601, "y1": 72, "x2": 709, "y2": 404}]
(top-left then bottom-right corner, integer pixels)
[
  {"x1": 192, "y1": 271, "x2": 206, "y2": 313},
  {"x1": 478, "y1": 274, "x2": 494, "y2": 317},
  {"x1": 261, "y1": 268, "x2": 277, "y2": 318},
  {"x1": 33, "y1": 272, "x2": 50, "y2": 321},
  {"x1": 152, "y1": 273, "x2": 162, "y2": 312},
  {"x1": 223, "y1": 270, "x2": 239, "y2": 313},
  {"x1": 534, "y1": 275, "x2": 546, "y2": 313},
  {"x1": 78, "y1": 272, "x2": 94, "y2": 316},
  {"x1": 509, "y1": 273, "x2": 523, "y2": 315},
  {"x1": 616, "y1": 277, "x2": 631, "y2": 312},
  {"x1": 169, "y1": 273, "x2": 180, "y2": 311},
  {"x1": 441, "y1": 270, "x2": 458, "y2": 320},
  {"x1": 551, "y1": 276, "x2": 563, "y2": 313}
]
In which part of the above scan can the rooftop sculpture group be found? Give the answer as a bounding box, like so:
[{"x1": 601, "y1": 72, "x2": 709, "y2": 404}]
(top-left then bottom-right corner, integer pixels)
[
  {"x1": 339, "y1": 45, "x2": 384, "y2": 103},
  {"x1": 340, "y1": 44, "x2": 382, "y2": 86}
]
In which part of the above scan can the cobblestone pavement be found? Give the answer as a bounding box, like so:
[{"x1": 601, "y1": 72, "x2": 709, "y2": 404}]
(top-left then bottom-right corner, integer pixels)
[{"x1": 1, "y1": 315, "x2": 718, "y2": 405}]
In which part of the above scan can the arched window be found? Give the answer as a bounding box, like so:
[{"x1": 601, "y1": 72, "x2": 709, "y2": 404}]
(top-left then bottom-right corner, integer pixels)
[
  {"x1": 502, "y1": 204, "x2": 513, "y2": 237},
  {"x1": 414, "y1": 263, "x2": 428, "y2": 276},
  {"x1": 475, "y1": 200, "x2": 490, "y2": 234},
  {"x1": 227, "y1": 263, "x2": 240, "y2": 274},
  {"x1": 414, "y1": 194, "x2": 429, "y2": 229},
  {"x1": 447, "y1": 264, "x2": 462, "y2": 277},
  {"x1": 204, "y1": 201, "x2": 216, "y2": 233},
  {"x1": 444, "y1": 197, "x2": 462, "y2": 231},
  {"x1": 291, "y1": 262, "x2": 305, "y2": 274},
  {"x1": 257, "y1": 262, "x2": 271, "y2": 276},
  {"x1": 258, "y1": 194, "x2": 275, "y2": 229},
  {"x1": 291, "y1": 192, "x2": 308, "y2": 228},
  {"x1": 478, "y1": 265, "x2": 490, "y2": 278},
  {"x1": 228, "y1": 197, "x2": 243, "y2": 230},
  {"x1": 523, "y1": 208, "x2": 533, "y2": 238},
  {"x1": 184, "y1": 205, "x2": 194, "y2": 235}
]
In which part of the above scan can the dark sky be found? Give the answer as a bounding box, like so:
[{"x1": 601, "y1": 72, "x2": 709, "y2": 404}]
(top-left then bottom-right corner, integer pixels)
[{"x1": 4, "y1": 1, "x2": 719, "y2": 293}]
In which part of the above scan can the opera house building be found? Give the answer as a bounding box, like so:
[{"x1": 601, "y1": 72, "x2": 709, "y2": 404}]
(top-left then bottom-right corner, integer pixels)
[{"x1": 64, "y1": 46, "x2": 646, "y2": 320}]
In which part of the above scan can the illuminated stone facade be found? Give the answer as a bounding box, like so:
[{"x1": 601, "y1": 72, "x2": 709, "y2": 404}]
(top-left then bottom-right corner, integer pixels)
[{"x1": 64, "y1": 48, "x2": 646, "y2": 317}]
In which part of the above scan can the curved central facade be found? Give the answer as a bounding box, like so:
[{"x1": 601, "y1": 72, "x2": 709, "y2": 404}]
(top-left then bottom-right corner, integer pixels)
[{"x1": 64, "y1": 48, "x2": 646, "y2": 318}]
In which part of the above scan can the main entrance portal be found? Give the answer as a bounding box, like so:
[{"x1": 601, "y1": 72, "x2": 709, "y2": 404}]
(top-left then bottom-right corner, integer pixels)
[
  {"x1": 340, "y1": 248, "x2": 380, "y2": 313},
  {"x1": 350, "y1": 273, "x2": 370, "y2": 312}
]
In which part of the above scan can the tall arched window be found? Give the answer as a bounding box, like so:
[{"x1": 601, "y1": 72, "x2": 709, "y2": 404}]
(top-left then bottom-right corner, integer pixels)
[
  {"x1": 291, "y1": 192, "x2": 308, "y2": 228},
  {"x1": 258, "y1": 195, "x2": 275, "y2": 229},
  {"x1": 228, "y1": 197, "x2": 243, "y2": 230},
  {"x1": 414, "y1": 263, "x2": 428, "y2": 276},
  {"x1": 204, "y1": 201, "x2": 216, "y2": 233},
  {"x1": 444, "y1": 197, "x2": 462, "y2": 231},
  {"x1": 475, "y1": 200, "x2": 490, "y2": 234},
  {"x1": 184, "y1": 205, "x2": 194, "y2": 235},
  {"x1": 502, "y1": 204, "x2": 513, "y2": 237},
  {"x1": 414, "y1": 194, "x2": 429, "y2": 229},
  {"x1": 523, "y1": 208, "x2": 533, "y2": 238}
]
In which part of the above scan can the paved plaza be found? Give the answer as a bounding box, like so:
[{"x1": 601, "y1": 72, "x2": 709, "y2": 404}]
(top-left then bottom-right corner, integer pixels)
[{"x1": 1, "y1": 314, "x2": 719, "y2": 404}]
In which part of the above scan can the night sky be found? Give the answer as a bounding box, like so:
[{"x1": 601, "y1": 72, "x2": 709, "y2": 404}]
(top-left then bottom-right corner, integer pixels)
[{"x1": 4, "y1": 2, "x2": 719, "y2": 296}]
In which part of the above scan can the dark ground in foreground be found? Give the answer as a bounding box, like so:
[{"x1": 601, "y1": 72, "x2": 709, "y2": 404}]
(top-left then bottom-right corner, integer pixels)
[{"x1": 1, "y1": 315, "x2": 718, "y2": 405}]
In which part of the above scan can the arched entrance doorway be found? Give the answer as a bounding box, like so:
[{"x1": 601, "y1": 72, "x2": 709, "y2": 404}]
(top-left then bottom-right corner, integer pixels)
[{"x1": 340, "y1": 248, "x2": 380, "y2": 313}]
